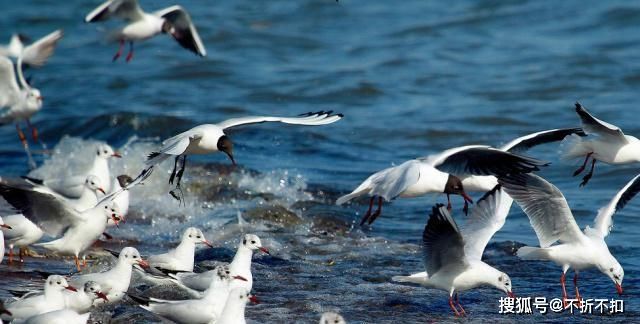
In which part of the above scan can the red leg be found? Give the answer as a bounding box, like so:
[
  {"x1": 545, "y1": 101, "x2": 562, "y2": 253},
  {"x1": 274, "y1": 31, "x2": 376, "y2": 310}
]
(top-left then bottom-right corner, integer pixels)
[
  {"x1": 26, "y1": 119, "x2": 48, "y2": 152},
  {"x1": 126, "y1": 42, "x2": 134, "y2": 62},
  {"x1": 113, "y1": 39, "x2": 124, "y2": 62},
  {"x1": 8, "y1": 246, "x2": 13, "y2": 264},
  {"x1": 367, "y1": 197, "x2": 384, "y2": 225},
  {"x1": 455, "y1": 293, "x2": 466, "y2": 316},
  {"x1": 574, "y1": 273, "x2": 582, "y2": 307},
  {"x1": 561, "y1": 272, "x2": 568, "y2": 308},
  {"x1": 359, "y1": 197, "x2": 375, "y2": 225},
  {"x1": 573, "y1": 152, "x2": 593, "y2": 176},
  {"x1": 74, "y1": 256, "x2": 82, "y2": 272},
  {"x1": 579, "y1": 159, "x2": 596, "y2": 187},
  {"x1": 19, "y1": 247, "x2": 25, "y2": 263},
  {"x1": 449, "y1": 296, "x2": 461, "y2": 317},
  {"x1": 16, "y1": 123, "x2": 36, "y2": 170}
]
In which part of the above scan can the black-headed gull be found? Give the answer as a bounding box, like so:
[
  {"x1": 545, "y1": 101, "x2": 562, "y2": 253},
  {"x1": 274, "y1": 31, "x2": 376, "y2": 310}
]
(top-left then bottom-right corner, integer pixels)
[
  {"x1": 18, "y1": 309, "x2": 90, "y2": 324},
  {"x1": 0, "y1": 30, "x2": 63, "y2": 67},
  {"x1": 139, "y1": 111, "x2": 342, "y2": 200},
  {"x1": 319, "y1": 312, "x2": 346, "y2": 324},
  {"x1": 30, "y1": 144, "x2": 121, "y2": 198},
  {"x1": 1, "y1": 214, "x2": 43, "y2": 263},
  {"x1": 0, "y1": 216, "x2": 10, "y2": 264},
  {"x1": 70, "y1": 246, "x2": 148, "y2": 305},
  {"x1": 499, "y1": 172, "x2": 640, "y2": 306},
  {"x1": 85, "y1": 0, "x2": 206, "y2": 61},
  {"x1": 170, "y1": 234, "x2": 269, "y2": 294},
  {"x1": 16, "y1": 174, "x2": 107, "y2": 214},
  {"x1": 147, "y1": 227, "x2": 212, "y2": 272},
  {"x1": 565, "y1": 103, "x2": 640, "y2": 186},
  {"x1": 34, "y1": 201, "x2": 121, "y2": 271},
  {"x1": 132, "y1": 265, "x2": 248, "y2": 324},
  {"x1": 63, "y1": 281, "x2": 109, "y2": 312},
  {"x1": 2, "y1": 275, "x2": 77, "y2": 321},
  {"x1": 392, "y1": 188, "x2": 514, "y2": 317},
  {"x1": 337, "y1": 146, "x2": 547, "y2": 225},
  {"x1": 217, "y1": 288, "x2": 258, "y2": 324}
]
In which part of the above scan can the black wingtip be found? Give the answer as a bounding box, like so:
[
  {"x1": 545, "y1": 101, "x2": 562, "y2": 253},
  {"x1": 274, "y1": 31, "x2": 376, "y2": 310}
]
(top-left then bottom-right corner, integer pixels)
[
  {"x1": 105, "y1": 248, "x2": 120, "y2": 258},
  {"x1": 147, "y1": 152, "x2": 161, "y2": 161},
  {"x1": 7, "y1": 289, "x2": 28, "y2": 298},
  {"x1": 20, "y1": 176, "x2": 43, "y2": 185},
  {"x1": 575, "y1": 102, "x2": 584, "y2": 111},
  {"x1": 127, "y1": 293, "x2": 151, "y2": 306}
]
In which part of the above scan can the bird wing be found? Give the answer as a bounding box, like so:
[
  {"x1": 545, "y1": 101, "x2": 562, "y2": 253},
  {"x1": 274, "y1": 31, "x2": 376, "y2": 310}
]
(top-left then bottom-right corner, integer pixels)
[
  {"x1": 41, "y1": 175, "x2": 87, "y2": 199},
  {"x1": 498, "y1": 173, "x2": 585, "y2": 247},
  {"x1": 593, "y1": 173, "x2": 640, "y2": 238},
  {"x1": 19, "y1": 30, "x2": 63, "y2": 67},
  {"x1": 574, "y1": 103, "x2": 627, "y2": 143},
  {"x1": 0, "y1": 56, "x2": 20, "y2": 108},
  {"x1": 422, "y1": 204, "x2": 467, "y2": 277},
  {"x1": 500, "y1": 128, "x2": 586, "y2": 153},
  {"x1": 0, "y1": 181, "x2": 82, "y2": 237},
  {"x1": 85, "y1": 0, "x2": 145, "y2": 23},
  {"x1": 154, "y1": 6, "x2": 206, "y2": 57},
  {"x1": 462, "y1": 185, "x2": 513, "y2": 261},
  {"x1": 217, "y1": 111, "x2": 343, "y2": 130},
  {"x1": 423, "y1": 146, "x2": 548, "y2": 176}
]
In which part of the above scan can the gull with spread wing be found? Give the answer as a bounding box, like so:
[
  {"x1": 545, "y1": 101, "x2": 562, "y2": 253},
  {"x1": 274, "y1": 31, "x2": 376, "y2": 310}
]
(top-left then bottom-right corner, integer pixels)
[{"x1": 0, "y1": 30, "x2": 63, "y2": 67}]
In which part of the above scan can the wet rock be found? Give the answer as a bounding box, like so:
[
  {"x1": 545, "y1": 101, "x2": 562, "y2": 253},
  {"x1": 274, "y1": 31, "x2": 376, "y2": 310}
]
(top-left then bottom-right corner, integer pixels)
[
  {"x1": 244, "y1": 204, "x2": 303, "y2": 226},
  {"x1": 310, "y1": 214, "x2": 351, "y2": 236}
]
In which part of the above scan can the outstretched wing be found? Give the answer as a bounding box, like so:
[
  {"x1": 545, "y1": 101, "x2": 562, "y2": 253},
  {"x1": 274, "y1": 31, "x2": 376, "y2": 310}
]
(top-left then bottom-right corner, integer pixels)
[
  {"x1": 422, "y1": 204, "x2": 467, "y2": 277},
  {"x1": 0, "y1": 56, "x2": 20, "y2": 109},
  {"x1": 593, "y1": 173, "x2": 640, "y2": 238},
  {"x1": 85, "y1": 0, "x2": 145, "y2": 23},
  {"x1": 462, "y1": 185, "x2": 513, "y2": 261},
  {"x1": 20, "y1": 30, "x2": 63, "y2": 67},
  {"x1": 217, "y1": 111, "x2": 343, "y2": 130},
  {"x1": 424, "y1": 146, "x2": 548, "y2": 176},
  {"x1": 500, "y1": 128, "x2": 586, "y2": 153},
  {"x1": 154, "y1": 6, "x2": 206, "y2": 57},
  {"x1": 498, "y1": 173, "x2": 585, "y2": 247},
  {"x1": 574, "y1": 102, "x2": 627, "y2": 142}
]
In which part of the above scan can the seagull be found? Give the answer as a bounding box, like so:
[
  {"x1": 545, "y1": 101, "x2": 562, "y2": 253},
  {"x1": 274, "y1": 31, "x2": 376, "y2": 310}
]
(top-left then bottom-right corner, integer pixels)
[
  {"x1": 70, "y1": 246, "x2": 148, "y2": 305},
  {"x1": 17, "y1": 309, "x2": 90, "y2": 324},
  {"x1": 29, "y1": 144, "x2": 121, "y2": 198},
  {"x1": 392, "y1": 188, "x2": 514, "y2": 317},
  {"x1": 0, "y1": 30, "x2": 63, "y2": 67},
  {"x1": 216, "y1": 288, "x2": 258, "y2": 324},
  {"x1": 498, "y1": 172, "x2": 640, "y2": 306},
  {"x1": 319, "y1": 312, "x2": 346, "y2": 324},
  {"x1": 103, "y1": 175, "x2": 133, "y2": 239},
  {"x1": 0, "y1": 216, "x2": 11, "y2": 264},
  {"x1": 147, "y1": 227, "x2": 212, "y2": 272},
  {"x1": 63, "y1": 281, "x2": 109, "y2": 312},
  {"x1": 34, "y1": 201, "x2": 121, "y2": 271},
  {"x1": 564, "y1": 103, "x2": 640, "y2": 186},
  {"x1": 139, "y1": 111, "x2": 342, "y2": 200},
  {"x1": 1, "y1": 213, "x2": 42, "y2": 263},
  {"x1": 170, "y1": 234, "x2": 269, "y2": 294},
  {"x1": 2, "y1": 275, "x2": 77, "y2": 322},
  {"x1": 131, "y1": 265, "x2": 248, "y2": 324},
  {"x1": 84, "y1": 0, "x2": 206, "y2": 61}
]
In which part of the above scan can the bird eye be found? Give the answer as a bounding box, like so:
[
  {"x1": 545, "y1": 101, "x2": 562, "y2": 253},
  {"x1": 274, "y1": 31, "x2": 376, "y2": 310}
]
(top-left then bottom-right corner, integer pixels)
[
  {"x1": 197, "y1": 236, "x2": 201, "y2": 239},
  {"x1": 251, "y1": 240, "x2": 256, "y2": 244},
  {"x1": 243, "y1": 239, "x2": 247, "y2": 245},
  {"x1": 104, "y1": 206, "x2": 108, "y2": 209},
  {"x1": 57, "y1": 281, "x2": 61, "y2": 284},
  {"x1": 103, "y1": 150, "x2": 108, "y2": 154},
  {"x1": 610, "y1": 268, "x2": 614, "y2": 272},
  {"x1": 125, "y1": 254, "x2": 128, "y2": 258},
  {"x1": 189, "y1": 235, "x2": 192, "y2": 238},
  {"x1": 498, "y1": 277, "x2": 502, "y2": 282},
  {"x1": 133, "y1": 255, "x2": 138, "y2": 259},
  {"x1": 335, "y1": 321, "x2": 340, "y2": 324}
]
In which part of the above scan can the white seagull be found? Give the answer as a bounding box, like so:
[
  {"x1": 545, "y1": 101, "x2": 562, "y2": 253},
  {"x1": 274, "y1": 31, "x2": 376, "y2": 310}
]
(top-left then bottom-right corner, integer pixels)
[
  {"x1": 85, "y1": 0, "x2": 206, "y2": 61},
  {"x1": 319, "y1": 312, "x2": 347, "y2": 324},
  {"x1": 17, "y1": 309, "x2": 90, "y2": 324},
  {"x1": 132, "y1": 265, "x2": 248, "y2": 324},
  {"x1": 1, "y1": 213, "x2": 43, "y2": 263},
  {"x1": 170, "y1": 234, "x2": 269, "y2": 294},
  {"x1": 338, "y1": 128, "x2": 580, "y2": 225},
  {"x1": 70, "y1": 246, "x2": 149, "y2": 305},
  {"x1": 499, "y1": 172, "x2": 640, "y2": 305},
  {"x1": 2, "y1": 275, "x2": 77, "y2": 322},
  {"x1": 147, "y1": 227, "x2": 212, "y2": 272},
  {"x1": 103, "y1": 175, "x2": 133, "y2": 236},
  {"x1": 136, "y1": 111, "x2": 342, "y2": 200},
  {"x1": 0, "y1": 216, "x2": 11, "y2": 264},
  {"x1": 216, "y1": 288, "x2": 258, "y2": 324},
  {"x1": 0, "y1": 30, "x2": 63, "y2": 67},
  {"x1": 564, "y1": 102, "x2": 640, "y2": 186},
  {"x1": 392, "y1": 188, "x2": 514, "y2": 316}
]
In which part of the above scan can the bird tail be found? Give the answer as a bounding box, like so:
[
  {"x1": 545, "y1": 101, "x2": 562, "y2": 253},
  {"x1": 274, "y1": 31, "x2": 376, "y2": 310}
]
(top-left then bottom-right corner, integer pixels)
[
  {"x1": 391, "y1": 271, "x2": 429, "y2": 285},
  {"x1": 559, "y1": 134, "x2": 590, "y2": 161},
  {"x1": 516, "y1": 246, "x2": 550, "y2": 260},
  {"x1": 336, "y1": 189, "x2": 368, "y2": 205}
]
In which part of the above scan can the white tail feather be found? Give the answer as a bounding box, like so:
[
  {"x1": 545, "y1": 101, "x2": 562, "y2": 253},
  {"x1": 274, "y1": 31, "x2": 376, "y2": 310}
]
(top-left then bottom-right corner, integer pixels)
[
  {"x1": 516, "y1": 246, "x2": 550, "y2": 260},
  {"x1": 559, "y1": 134, "x2": 590, "y2": 161}
]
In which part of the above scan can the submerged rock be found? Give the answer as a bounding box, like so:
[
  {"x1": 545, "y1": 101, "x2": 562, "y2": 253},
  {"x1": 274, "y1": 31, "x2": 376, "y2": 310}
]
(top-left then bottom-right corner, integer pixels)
[{"x1": 244, "y1": 205, "x2": 303, "y2": 226}]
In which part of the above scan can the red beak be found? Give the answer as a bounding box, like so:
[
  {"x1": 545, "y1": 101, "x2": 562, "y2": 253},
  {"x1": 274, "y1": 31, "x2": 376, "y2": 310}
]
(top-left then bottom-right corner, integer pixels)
[
  {"x1": 249, "y1": 295, "x2": 259, "y2": 304},
  {"x1": 138, "y1": 259, "x2": 150, "y2": 268},
  {"x1": 111, "y1": 215, "x2": 120, "y2": 227},
  {"x1": 65, "y1": 285, "x2": 78, "y2": 292},
  {"x1": 98, "y1": 188, "x2": 106, "y2": 195},
  {"x1": 259, "y1": 247, "x2": 270, "y2": 255},
  {"x1": 112, "y1": 152, "x2": 122, "y2": 158},
  {"x1": 0, "y1": 224, "x2": 12, "y2": 229},
  {"x1": 203, "y1": 240, "x2": 213, "y2": 248},
  {"x1": 507, "y1": 291, "x2": 515, "y2": 298},
  {"x1": 96, "y1": 291, "x2": 109, "y2": 301},
  {"x1": 233, "y1": 275, "x2": 248, "y2": 282},
  {"x1": 461, "y1": 192, "x2": 474, "y2": 204},
  {"x1": 37, "y1": 96, "x2": 43, "y2": 100},
  {"x1": 616, "y1": 283, "x2": 623, "y2": 295}
]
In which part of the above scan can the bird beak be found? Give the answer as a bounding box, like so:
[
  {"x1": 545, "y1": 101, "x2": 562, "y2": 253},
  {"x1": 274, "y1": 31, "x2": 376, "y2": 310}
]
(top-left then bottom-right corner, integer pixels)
[
  {"x1": 616, "y1": 283, "x2": 623, "y2": 295},
  {"x1": 1, "y1": 309, "x2": 11, "y2": 316},
  {"x1": 0, "y1": 224, "x2": 12, "y2": 229},
  {"x1": 65, "y1": 285, "x2": 78, "y2": 292},
  {"x1": 461, "y1": 192, "x2": 474, "y2": 204},
  {"x1": 138, "y1": 259, "x2": 150, "y2": 268},
  {"x1": 233, "y1": 275, "x2": 248, "y2": 282},
  {"x1": 96, "y1": 291, "x2": 109, "y2": 301},
  {"x1": 112, "y1": 152, "x2": 122, "y2": 158},
  {"x1": 37, "y1": 96, "x2": 43, "y2": 100},
  {"x1": 259, "y1": 247, "x2": 270, "y2": 255},
  {"x1": 111, "y1": 215, "x2": 121, "y2": 227},
  {"x1": 507, "y1": 291, "x2": 515, "y2": 298},
  {"x1": 98, "y1": 188, "x2": 106, "y2": 195},
  {"x1": 203, "y1": 239, "x2": 213, "y2": 248},
  {"x1": 249, "y1": 295, "x2": 260, "y2": 304}
]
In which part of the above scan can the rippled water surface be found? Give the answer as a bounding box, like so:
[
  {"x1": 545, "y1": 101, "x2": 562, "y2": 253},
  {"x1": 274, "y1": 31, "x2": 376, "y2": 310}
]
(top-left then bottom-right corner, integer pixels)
[{"x1": 2, "y1": 0, "x2": 640, "y2": 323}]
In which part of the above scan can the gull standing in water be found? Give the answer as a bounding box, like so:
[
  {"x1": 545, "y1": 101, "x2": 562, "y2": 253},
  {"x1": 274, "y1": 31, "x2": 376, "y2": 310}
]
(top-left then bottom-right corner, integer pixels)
[
  {"x1": 85, "y1": 0, "x2": 206, "y2": 61},
  {"x1": 1, "y1": 213, "x2": 43, "y2": 263},
  {"x1": 564, "y1": 103, "x2": 640, "y2": 186},
  {"x1": 499, "y1": 172, "x2": 640, "y2": 305},
  {"x1": 393, "y1": 187, "x2": 514, "y2": 316}
]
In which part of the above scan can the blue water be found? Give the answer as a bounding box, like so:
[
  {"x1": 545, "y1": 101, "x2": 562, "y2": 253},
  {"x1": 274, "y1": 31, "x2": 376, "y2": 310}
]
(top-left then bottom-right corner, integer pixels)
[{"x1": 1, "y1": 0, "x2": 640, "y2": 322}]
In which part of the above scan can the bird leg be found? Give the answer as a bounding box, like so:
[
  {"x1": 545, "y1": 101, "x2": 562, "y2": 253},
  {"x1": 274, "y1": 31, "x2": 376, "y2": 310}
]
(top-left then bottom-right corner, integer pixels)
[
  {"x1": 561, "y1": 272, "x2": 568, "y2": 308},
  {"x1": 455, "y1": 293, "x2": 466, "y2": 316},
  {"x1": 112, "y1": 39, "x2": 124, "y2": 62},
  {"x1": 126, "y1": 42, "x2": 134, "y2": 62},
  {"x1": 16, "y1": 123, "x2": 37, "y2": 170},
  {"x1": 169, "y1": 155, "x2": 180, "y2": 185},
  {"x1": 573, "y1": 152, "x2": 593, "y2": 176},
  {"x1": 8, "y1": 245, "x2": 14, "y2": 264},
  {"x1": 175, "y1": 155, "x2": 187, "y2": 188},
  {"x1": 462, "y1": 200, "x2": 469, "y2": 216},
  {"x1": 170, "y1": 155, "x2": 187, "y2": 203},
  {"x1": 574, "y1": 272, "x2": 582, "y2": 307},
  {"x1": 26, "y1": 118, "x2": 48, "y2": 153},
  {"x1": 446, "y1": 194, "x2": 452, "y2": 211},
  {"x1": 367, "y1": 197, "x2": 384, "y2": 225},
  {"x1": 82, "y1": 256, "x2": 87, "y2": 268},
  {"x1": 18, "y1": 247, "x2": 25, "y2": 263},
  {"x1": 579, "y1": 159, "x2": 596, "y2": 187},
  {"x1": 448, "y1": 295, "x2": 461, "y2": 317},
  {"x1": 359, "y1": 197, "x2": 375, "y2": 225},
  {"x1": 74, "y1": 255, "x2": 82, "y2": 272}
]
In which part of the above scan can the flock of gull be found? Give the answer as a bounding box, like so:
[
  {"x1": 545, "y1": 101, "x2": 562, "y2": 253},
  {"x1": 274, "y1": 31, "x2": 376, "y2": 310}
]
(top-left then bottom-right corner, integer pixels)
[{"x1": 1, "y1": 0, "x2": 640, "y2": 323}]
